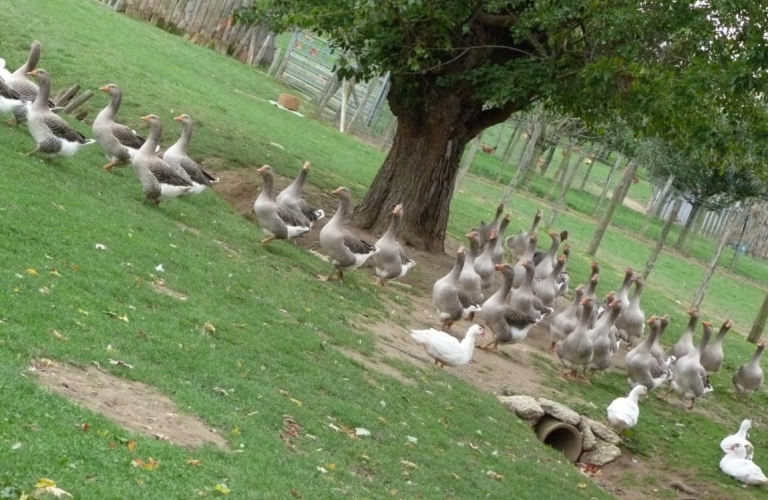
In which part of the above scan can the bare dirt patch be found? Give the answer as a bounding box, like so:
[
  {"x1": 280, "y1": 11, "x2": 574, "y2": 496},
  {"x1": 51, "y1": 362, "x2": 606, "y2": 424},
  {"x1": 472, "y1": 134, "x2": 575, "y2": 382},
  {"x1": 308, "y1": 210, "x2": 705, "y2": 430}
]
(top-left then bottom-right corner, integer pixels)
[
  {"x1": 32, "y1": 360, "x2": 227, "y2": 450},
  {"x1": 211, "y1": 167, "x2": 725, "y2": 500}
]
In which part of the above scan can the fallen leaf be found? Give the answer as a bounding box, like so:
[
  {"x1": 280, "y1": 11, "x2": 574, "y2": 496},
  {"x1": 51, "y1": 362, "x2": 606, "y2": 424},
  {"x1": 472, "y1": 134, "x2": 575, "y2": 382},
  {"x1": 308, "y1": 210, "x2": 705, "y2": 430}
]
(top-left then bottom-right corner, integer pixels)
[
  {"x1": 400, "y1": 460, "x2": 418, "y2": 469},
  {"x1": 577, "y1": 483, "x2": 587, "y2": 488},
  {"x1": 34, "y1": 479, "x2": 56, "y2": 489},
  {"x1": 50, "y1": 268, "x2": 61, "y2": 277},
  {"x1": 131, "y1": 457, "x2": 158, "y2": 470},
  {"x1": 326, "y1": 463, "x2": 336, "y2": 471},
  {"x1": 316, "y1": 466, "x2": 328, "y2": 474},
  {"x1": 213, "y1": 483, "x2": 230, "y2": 495},
  {"x1": 355, "y1": 428, "x2": 371, "y2": 437},
  {"x1": 289, "y1": 397, "x2": 303, "y2": 406},
  {"x1": 231, "y1": 426, "x2": 240, "y2": 435},
  {"x1": 25, "y1": 268, "x2": 39, "y2": 276},
  {"x1": 51, "y1": 330, "x2": 67, "y2": 341},
  {"x1": 118, "y1": 314, "x2": 129, "y2": 323},
  {"x1": 203, "y1": 323, "x2": 216, "y2": 334},
  {"x1": 155, "y1": 264, "x2": 164, "y2": 273},
  {"x1": 467, "y1": 442, "x2": 480, "y2": 451},
  {"x1": 451, "y1": 473, "x2": 461, "y2": 480},
  {"x1": 94, "y1": 244, "x2": 107, "y2": 251},
  {"x1": 186, "y1": 458, "x2": 202, "y2": 466},
  {"x1": 82, "y1": 423, "x2": 90, "y2": 432},
  {"x1": 109, "y1": 359, "x2": 135, "y2": 369},
  {"x1": 11, "y1": 442, "x2": 22, "y2": 450},
  {"x1": 486, "y1": 470, "x2": 503, "y2": 481},
  {"x1": 127, "y1": 440, "x2": 137, "y2": 452},
  {"x1": 290, "y1": 488, "x2": 302, "y2": 498}
]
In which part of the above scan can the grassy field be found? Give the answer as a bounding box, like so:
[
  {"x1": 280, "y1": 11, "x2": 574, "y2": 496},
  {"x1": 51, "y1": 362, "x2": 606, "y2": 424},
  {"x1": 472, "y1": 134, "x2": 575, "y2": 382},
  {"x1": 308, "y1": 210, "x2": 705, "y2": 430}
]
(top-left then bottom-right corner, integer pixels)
[{"x1": 1, "y1": 1, "x2": 767, "y2": 499}]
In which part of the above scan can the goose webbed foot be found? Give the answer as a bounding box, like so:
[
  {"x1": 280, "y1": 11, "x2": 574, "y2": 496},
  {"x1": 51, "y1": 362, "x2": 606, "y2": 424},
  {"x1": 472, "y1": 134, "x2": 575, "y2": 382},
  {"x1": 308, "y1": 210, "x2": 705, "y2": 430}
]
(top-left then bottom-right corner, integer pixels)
[
  {"x1": 440, "y1": 321, "x2": 453, "y2": 333},
  {"x1": 102, "y1": 160, "x2": 117, "y2": 171}
]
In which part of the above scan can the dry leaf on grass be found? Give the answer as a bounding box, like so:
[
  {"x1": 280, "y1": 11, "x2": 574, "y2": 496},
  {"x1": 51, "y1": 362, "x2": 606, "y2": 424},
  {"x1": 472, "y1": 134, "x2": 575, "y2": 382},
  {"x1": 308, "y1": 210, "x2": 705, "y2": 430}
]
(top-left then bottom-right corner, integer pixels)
[
  {"x1": 25, "y1": 268, "x2": 39, "y2": 276},
  {"x1": 186, "y1": 458, "x2": 202, "y2": 466},
  {"x1": 131, "y1": 457, "x2": 159, "y2": 470},
  {"x1": 213, "y1": 483, "x2": 230, "y2": 495},
  {"x1": 108, "y1": 359, "x2": 134, "y2": 369},
  {"x1": 32, "y1": 478, "x2": 72, "y2": 498},
  {"x1": 400, "y1": 460, "x2": 418, "y2": 469},
  {"x1": 486, "y1": 470, "x2": 503, "y2": 481}
]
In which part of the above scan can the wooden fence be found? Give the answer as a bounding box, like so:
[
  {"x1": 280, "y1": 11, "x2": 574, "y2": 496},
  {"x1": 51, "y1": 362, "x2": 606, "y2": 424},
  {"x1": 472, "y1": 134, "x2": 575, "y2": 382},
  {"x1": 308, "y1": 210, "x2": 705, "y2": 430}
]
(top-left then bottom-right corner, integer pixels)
[
  {"x1": 94, "y1": 0, "x2": 276, "y2": 67},
  {"x1": 276, "y1": 30, "x2": 393, "y2": 138}
]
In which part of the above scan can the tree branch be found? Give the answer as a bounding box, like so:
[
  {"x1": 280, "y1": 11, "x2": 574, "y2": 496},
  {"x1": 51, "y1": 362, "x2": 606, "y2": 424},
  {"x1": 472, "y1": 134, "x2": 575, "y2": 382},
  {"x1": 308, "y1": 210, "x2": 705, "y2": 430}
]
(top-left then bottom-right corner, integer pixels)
[
  {"x1": 468, "y1": 100, "x2": 525, "y2": 137},
  {"x1": 476, "y1": 12, "x2": 519, "y2": 28}
]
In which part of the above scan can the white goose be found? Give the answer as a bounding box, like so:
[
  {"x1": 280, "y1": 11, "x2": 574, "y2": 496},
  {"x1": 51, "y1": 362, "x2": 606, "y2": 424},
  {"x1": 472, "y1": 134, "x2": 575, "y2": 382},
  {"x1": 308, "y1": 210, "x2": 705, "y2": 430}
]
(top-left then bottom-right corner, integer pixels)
[
  {"x1": 410, "y1": 324, "x2": 485, "y2": 368},
  {"x1": 720, "y1": 419, "x2": 754, "y2": 460},
  {"x1": 720, "y1": 443, "x2": 767, "y2": 486},
  {"x1": 606, "y1": 385, "x2": 647, "y2": 432}
]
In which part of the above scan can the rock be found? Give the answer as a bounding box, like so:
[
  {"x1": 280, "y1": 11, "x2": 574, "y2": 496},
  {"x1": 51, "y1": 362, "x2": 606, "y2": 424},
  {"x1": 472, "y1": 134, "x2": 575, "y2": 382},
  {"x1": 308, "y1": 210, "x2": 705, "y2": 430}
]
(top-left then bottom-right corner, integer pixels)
[
  {"x1": 578, "y1": 420, "x2": 597, "y2": 451},
  {"x1": 585, "y1": 418, "x2": 621, "y2": 445},
  {"x1": 579, "y1": 440, "x2": 622, "y2": 466},
  {"x1": 278, "y1": 93, "x2": 300, "y2": 111},
  {"x1": 537, "y1": 398, "x2": 581, "y2": 426},
  {"x1": 498, "y1": 395, "x2": 544, "y2": 420}
]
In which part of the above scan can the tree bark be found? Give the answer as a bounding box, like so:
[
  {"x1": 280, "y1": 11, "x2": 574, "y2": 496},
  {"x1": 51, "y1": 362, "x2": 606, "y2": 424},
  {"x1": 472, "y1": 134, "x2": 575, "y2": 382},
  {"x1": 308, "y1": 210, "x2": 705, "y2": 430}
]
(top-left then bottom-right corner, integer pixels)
[
  {"x1": 497, "y1": 123, "x2": 523, "y2": 182},
  {"x1": 690, "y1": 211, "x2": 743, "y2": 309},
  {"x1": 455, "y1": 131, "x2": 484, "y2": 189},
  {"x1": 545, "y1": 147, "x2": 587, "y2": 227},
  {"x1": 579, "y1": 155, "x2": 595, "y2": 190},
  {"x1": 538, "y1": 143, "x2": 557, "y2": 175},
  {"x1": 353, "y1": 83, "x2": 513, "y2": 251},
  {"x1": 587, "y1": 160, "x2": 638, "y2": 256},
  {"x1": 508, "y1": 121, "x2": 542, "y2": 190},
  {"x1": 748, "y1": 292, "x2": 768, "y2": 343},
  {"x1": 674, "y1": 198, "x2": 702, "y2": 250},
  {"x1": 643, "y1": 197, "x2": 683, "y2": 280},
  {"x1": 593, "y1": 154, "x2": 623, "y2": 215},
  {"x1": 729, "y1": 211, "x2": 750, "y2": 271},
  {"x1": 641, "y1": 174, "x2": 675, "y2": 233}
]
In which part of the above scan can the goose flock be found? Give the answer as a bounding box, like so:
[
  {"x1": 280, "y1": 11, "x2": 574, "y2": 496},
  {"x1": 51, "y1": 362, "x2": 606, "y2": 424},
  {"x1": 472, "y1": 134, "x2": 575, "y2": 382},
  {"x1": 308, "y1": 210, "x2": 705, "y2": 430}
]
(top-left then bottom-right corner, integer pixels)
[{"x1": 2, "y1": 39, "x2": 766, "y2": 488}]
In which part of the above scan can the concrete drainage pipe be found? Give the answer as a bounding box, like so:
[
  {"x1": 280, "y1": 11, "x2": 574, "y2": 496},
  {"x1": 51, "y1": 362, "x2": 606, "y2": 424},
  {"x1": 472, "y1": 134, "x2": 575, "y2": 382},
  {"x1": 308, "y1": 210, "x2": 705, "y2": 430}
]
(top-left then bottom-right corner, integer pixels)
[{"x1": 535, "y1": 416, "x2": 583, "y2": 462}]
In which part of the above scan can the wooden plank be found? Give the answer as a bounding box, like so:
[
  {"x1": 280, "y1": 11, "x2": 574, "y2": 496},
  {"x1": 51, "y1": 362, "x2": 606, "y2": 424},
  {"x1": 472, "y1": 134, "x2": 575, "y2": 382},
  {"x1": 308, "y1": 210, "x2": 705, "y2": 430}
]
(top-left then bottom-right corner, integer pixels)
[
  {"x1": 54, "y1": 84, "x2": 81, "y2": 107},
  {"x1": 63, "y1": 90, "x2": 94, "y2": 114}
]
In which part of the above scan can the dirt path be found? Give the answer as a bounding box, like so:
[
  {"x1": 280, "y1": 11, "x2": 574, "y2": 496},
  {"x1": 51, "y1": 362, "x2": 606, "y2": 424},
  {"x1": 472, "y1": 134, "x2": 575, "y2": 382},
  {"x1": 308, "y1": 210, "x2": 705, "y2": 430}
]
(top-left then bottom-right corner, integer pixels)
[{"x1": 211, "y1": 168, "x2": 725, "y2": 500}]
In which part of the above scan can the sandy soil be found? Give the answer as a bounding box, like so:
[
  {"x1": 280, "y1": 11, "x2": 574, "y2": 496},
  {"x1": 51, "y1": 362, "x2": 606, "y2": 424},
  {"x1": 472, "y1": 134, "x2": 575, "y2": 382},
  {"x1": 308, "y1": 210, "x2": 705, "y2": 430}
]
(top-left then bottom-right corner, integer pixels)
[{"x1": 32, "y1": 359, "x2": 228, "y2": 450}]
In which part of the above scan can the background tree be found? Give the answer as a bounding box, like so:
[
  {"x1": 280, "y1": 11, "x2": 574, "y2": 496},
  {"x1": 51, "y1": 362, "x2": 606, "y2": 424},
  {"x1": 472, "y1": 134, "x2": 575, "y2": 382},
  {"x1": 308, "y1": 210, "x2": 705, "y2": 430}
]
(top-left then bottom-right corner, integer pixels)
[{"x1": 239, "y1": 1, "x2": 768, "y2": 251}]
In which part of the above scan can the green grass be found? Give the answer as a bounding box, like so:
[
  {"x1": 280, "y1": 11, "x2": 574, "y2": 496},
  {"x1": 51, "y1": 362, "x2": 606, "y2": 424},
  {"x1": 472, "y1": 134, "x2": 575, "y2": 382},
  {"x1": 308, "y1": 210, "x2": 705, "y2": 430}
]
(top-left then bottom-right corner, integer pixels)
[
  {"x1": 1, "y1": 1, "x2": 768, "y2": 499},
  {"x1": 0, "y1": 2, "x2": 611, "y2": 499}
]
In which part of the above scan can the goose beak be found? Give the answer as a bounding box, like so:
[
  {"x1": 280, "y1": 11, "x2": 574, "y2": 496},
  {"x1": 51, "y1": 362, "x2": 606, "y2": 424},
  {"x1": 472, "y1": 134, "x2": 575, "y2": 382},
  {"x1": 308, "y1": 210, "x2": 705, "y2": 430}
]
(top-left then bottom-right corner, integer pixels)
[
  {"x1": 173, "y1": 115, "x2": 184, "y2": 122},
  {"x1": 27, "y1": 70, "x2": 38, "y2": 77},
  {"x1": 99, "y1": 85, "x2": 110, "y2": 92},
  {"x1": 302, "y1": 161, "x2": 311, "y2": 171},
  {"x1": 494, "y1": 263, "x2": 506, "y2": 271},
  {"x1": 257, "y1": 165, "x2": 269, "y2": 173},
  {"x1": 140, "y1": 115, "x2": 150, "y2": 122},
  {"x1": 330, "y1": 188, "x2": 342, "y2": 195},
  {"x1": 392, "y1": 204, "x2": 403, "y2": 214}
]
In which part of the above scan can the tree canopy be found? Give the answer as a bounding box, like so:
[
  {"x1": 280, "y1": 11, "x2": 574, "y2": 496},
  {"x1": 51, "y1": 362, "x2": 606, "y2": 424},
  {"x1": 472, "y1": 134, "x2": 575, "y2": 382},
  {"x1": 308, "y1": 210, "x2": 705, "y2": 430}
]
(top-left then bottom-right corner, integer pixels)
[{"x1": 238, "y1": 0, "x2": 768, "y2": 251}]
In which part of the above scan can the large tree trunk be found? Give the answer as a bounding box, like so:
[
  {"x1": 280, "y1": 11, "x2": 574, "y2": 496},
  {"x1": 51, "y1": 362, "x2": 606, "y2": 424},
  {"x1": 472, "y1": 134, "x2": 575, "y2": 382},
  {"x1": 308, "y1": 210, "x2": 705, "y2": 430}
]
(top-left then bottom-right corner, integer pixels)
[
  {"x1": 352, "y1": 83, "x2": 513, "y2": 251},
  {"x1": 593, "y1": 154, "x2": 623, "y2": 215}
]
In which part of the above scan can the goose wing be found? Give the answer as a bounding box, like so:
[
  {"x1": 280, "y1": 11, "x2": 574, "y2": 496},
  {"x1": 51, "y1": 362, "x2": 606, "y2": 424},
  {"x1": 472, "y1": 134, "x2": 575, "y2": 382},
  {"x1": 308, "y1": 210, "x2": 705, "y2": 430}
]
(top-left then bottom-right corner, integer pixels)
[
  {"x1": 43, "y1": 113, "x2": 88, "y2": 143},
  {"x1": 111, "y1": 122, "x2": 145, "y2": 149},
  {"x1": 343, "y1": 233, "x2": 376, "y2": 255},
  {"x1": 276, "y1": 205, "x2": 307, "y2": 228},
  {"x1": 502, "y1": 306, "x2": 538, "y2": 328},
  {"x1": 148, "y1": 158, "x2": 193, "y2": 187},
  {"x1": 178, "y1": 156, "x2": 214, "y2": 186}
]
